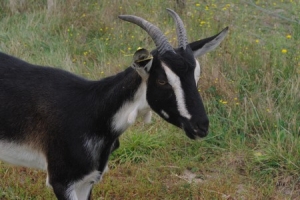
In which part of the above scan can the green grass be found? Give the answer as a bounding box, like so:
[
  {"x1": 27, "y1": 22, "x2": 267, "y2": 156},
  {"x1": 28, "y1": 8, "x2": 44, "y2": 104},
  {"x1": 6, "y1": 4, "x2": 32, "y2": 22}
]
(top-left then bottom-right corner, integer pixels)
[{"x1": 0, "y1": 0, "x2": 300, "y2": 199}]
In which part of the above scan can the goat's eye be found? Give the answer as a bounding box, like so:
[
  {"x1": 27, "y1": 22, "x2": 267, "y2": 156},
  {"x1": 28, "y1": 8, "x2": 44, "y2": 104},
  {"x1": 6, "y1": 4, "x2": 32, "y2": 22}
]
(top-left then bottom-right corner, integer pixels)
[{"x1": 156, "y1": 79, "x2": 167, "y2": 86}]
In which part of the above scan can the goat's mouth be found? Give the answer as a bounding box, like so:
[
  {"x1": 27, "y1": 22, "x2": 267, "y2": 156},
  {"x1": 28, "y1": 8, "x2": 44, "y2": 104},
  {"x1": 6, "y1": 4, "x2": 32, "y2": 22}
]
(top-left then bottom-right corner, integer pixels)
[{"x1": 180, "y1": 118, "x2": 209, "y2": 140}]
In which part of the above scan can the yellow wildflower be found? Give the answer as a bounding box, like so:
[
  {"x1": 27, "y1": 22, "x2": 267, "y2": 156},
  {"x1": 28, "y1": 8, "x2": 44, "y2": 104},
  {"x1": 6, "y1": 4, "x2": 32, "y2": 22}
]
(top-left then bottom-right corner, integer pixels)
[
  {"x1": 219, "y1": 99, "x2": 228, "y2": 104},
  {"x1": 200, "y1": 21, "x2": 206, "y2": 26},
  {"x1": 254, "y1": 151, "x2": 263, "y2": 157}
]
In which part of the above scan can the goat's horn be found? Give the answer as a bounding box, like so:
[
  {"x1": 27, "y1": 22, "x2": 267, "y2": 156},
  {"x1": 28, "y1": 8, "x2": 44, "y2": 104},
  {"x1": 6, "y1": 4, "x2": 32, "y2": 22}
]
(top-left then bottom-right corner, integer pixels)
[
  {"x1": 118, "y1": 15, "x2": 174, "y2": 55},
  {"x1": 166, "y1": 8, "x2": 188, "y2": 50}
]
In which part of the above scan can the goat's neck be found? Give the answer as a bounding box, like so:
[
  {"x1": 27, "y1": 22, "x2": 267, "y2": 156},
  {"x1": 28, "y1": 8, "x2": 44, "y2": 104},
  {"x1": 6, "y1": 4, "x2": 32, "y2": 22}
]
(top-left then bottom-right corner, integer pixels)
[{"x1": 94, "y1": 67, "x2": 151, "y2": 136}]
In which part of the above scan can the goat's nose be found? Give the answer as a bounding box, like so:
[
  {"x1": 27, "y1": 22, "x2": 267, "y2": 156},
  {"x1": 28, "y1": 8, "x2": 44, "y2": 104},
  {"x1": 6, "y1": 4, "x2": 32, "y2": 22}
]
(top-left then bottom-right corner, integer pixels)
[{"x1": 193, "y1": 120, "x2": 209, "y2": 137}]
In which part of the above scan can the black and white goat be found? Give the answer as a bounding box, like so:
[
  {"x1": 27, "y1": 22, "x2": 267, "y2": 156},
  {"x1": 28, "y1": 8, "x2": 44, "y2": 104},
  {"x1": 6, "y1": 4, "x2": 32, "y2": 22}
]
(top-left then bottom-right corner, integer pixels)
[{"x1": 0, "y1": 9, "x2": 228, "y2": 200}]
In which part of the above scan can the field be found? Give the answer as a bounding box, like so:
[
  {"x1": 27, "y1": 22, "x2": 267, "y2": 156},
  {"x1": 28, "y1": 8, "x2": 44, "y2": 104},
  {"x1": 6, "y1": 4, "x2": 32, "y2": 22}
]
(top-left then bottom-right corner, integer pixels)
[{"x1": 0, "y1": 0, "x2": 299, "y2": 199}]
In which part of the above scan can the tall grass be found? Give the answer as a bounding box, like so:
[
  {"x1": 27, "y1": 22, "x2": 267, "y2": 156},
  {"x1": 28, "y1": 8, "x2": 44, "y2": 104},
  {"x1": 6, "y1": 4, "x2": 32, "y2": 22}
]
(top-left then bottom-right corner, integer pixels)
[{"x1": 0, "y1": 0, "x2": 299, "y2": 199}]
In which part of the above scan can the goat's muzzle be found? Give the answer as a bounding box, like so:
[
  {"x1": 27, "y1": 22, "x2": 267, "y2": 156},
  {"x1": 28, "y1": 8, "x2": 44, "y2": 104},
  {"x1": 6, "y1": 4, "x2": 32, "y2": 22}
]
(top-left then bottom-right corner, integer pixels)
[{"x1": 181, "y1": 117, "x2": 209, "y2": 139}]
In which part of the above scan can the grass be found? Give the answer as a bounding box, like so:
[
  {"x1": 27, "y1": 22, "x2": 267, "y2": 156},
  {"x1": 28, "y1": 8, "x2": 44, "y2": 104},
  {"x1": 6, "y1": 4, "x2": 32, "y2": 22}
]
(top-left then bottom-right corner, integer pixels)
[{"x1": 0, "y1": 0, "x2": 300, "y2": 199}]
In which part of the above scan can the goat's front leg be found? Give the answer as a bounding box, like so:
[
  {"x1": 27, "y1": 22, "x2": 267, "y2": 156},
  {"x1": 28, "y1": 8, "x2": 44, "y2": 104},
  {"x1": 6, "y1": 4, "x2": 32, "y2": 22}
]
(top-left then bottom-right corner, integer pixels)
[
  {"x1": 49, "y1": 170, "x2": 99, "y2": 200},
  {"x1": 73, "y1": 170, "x2": 103, "y2": 200},
  {"x1": 74, "y1": 183, "x2": 93, "y2": 200},
  {"x1": 47, "y1": 160, "x2": 90, "y2": 200},
  {"x1": 50, "y1": 172, "x2": 98, "y2": 200},
  {"x1": 50, "y1": 181, "x2": 78, "y2": 200}
]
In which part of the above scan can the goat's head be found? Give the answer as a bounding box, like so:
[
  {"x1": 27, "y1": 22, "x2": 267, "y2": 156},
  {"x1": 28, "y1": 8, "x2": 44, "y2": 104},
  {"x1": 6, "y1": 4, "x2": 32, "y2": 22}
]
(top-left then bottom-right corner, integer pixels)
[{"x1": 119, "y1": 9, "x2": 228, "y2": 139}]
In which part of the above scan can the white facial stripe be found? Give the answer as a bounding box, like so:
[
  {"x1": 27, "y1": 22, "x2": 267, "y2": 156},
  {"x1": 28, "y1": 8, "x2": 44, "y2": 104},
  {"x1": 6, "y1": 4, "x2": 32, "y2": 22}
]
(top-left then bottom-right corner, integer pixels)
[
  {"x1": 194, "y1": 59, "x2": 201, "y2": 85},
  {"x1": 161, "y1": 62, "x2": 192, "y2": 119}
]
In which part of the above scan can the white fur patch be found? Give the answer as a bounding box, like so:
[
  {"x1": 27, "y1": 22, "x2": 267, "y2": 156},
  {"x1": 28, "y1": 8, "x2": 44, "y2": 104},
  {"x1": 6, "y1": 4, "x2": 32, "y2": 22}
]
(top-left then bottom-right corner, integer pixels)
[
  {"x1": 0, "y1": 141, "x2": 47, "y2": 170},
  {"x1": 128, "y1": 107, "x2": 139, "y2": 124},
  {"x1": 74, "y1": 170, "x2": 102, "y2": 200},
  {"x1": 46, "y1": 174, "x2": 51, "y2": 187},
  {"x1": 143, "y1": 110, "x2": 152, "y2": 123},
  {"x1": 161, "y1": 110, "x2": 169, "y2": 119},
  {"x1": 66, "y1": 185, "x2": 78, "y2": 200},
  {"x1": 64, "y1": 170, "x2": 106, "y2": 200},
  {"x1": 112, "y1": 81, "x2": 151, "y2": 133},
  {"x1": 161, "y1": 62, "x2": 191, "y2": 119},
  {"x1": 194, "y1": 60, "x2": 201, "y2": 85},
  {"x1": 84, "y1": 137, "x2": 103, "y2": 162}
]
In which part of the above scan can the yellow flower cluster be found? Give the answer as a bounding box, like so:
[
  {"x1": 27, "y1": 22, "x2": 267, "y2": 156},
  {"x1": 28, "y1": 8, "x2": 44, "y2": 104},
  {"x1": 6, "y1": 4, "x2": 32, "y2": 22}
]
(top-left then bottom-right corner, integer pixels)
[{"x1": 219, "y1": 99, "x2": 228, "y2": 104}]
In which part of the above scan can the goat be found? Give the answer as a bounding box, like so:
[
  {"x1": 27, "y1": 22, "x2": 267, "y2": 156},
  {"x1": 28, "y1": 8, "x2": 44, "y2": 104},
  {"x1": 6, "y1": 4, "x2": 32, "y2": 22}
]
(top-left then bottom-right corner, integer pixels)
[{"x1": 0, "y1": 9, "x2": 228, "y2": 200}]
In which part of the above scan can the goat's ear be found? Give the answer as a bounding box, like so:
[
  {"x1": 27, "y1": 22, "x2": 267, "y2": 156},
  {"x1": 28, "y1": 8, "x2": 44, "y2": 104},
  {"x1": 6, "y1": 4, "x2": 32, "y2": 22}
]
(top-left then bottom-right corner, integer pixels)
[
  {"x1": 190, "y1": 27, "x2": 228, "y2": 57},
  {"x1": 131, "y1": 48, "x2": 153, "y2": 78}
]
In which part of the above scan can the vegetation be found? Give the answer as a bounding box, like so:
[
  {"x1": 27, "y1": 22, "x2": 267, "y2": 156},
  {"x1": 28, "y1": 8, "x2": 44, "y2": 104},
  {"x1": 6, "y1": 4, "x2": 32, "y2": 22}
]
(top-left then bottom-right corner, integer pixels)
[{"x1": 0, "y1": 0, "x2": 299, "y2": 199}]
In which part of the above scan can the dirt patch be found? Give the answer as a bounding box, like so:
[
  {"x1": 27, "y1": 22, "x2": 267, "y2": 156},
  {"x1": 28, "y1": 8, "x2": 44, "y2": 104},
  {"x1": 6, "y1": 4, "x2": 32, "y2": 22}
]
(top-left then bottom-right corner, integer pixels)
[
  {"x1": 175, "y1": 169, "x2": 205, "y2": 184},
  {"x1": 276, "y1": 176, "x2": 300, "y2": 200}
]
